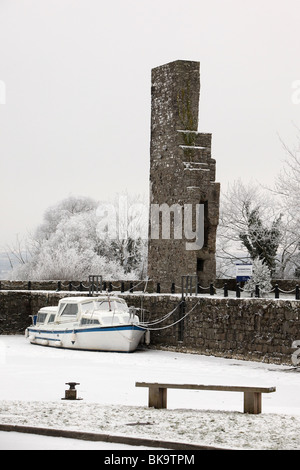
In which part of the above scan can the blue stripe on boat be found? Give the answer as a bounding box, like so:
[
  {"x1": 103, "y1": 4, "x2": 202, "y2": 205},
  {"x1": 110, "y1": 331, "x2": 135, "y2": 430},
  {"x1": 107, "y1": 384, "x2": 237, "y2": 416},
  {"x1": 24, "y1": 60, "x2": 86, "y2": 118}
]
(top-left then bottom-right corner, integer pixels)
[{"x1": 28, "y1": 325, "x2": 145, "y2": 335}]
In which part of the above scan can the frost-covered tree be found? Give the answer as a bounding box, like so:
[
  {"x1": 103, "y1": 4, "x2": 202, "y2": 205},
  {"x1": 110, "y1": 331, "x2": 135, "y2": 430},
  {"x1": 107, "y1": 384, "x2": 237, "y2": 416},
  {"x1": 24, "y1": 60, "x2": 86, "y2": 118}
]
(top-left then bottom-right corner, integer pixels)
[
  {"x1": 96, "y1": 193, "x2": 148, "y2": 276},
  {"x1": 239, "y1": 203, "x2": 282, "y2": 275},
  {"x1": 9, "y1": 194, "x2": 148, "y2": 281},
  {"x1": 34, "y1": 195, "x2": 98, "y2": 244},
  {"x1": 243, "y1": 257, "x2": 272, "y2": 296},
  {"x1": 216, "y1": 180, "x2": 281, "y2": 278}
]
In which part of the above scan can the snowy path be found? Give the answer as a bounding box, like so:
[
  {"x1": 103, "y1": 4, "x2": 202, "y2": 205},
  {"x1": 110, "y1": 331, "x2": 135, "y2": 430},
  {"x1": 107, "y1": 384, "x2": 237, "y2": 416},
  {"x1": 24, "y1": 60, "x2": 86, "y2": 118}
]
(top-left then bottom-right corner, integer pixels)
[
  {"x1": 0, "y1": 431, "x2": 161, "y2": 450},
  {"x1": 1, "y1": 335, "x2": 300, "y2": 449}
]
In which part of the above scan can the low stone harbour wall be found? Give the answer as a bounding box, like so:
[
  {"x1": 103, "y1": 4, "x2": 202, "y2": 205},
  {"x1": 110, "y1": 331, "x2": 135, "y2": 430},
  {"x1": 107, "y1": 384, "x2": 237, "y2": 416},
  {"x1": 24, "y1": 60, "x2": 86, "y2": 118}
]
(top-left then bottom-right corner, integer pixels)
[{"x1": 1, "y1": 290, "x2": 300, "y2": 364}]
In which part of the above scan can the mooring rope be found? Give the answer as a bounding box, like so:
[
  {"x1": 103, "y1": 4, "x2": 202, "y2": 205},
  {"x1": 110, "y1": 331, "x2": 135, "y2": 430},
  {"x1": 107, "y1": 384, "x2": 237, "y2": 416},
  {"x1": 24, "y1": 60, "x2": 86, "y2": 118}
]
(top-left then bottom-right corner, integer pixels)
[
  {"x1": 143, "y1": 300, "x2": 201, "y2": 331},
  {"x1": 139, "y1": 300, "x2": 184, "y2": 327}
]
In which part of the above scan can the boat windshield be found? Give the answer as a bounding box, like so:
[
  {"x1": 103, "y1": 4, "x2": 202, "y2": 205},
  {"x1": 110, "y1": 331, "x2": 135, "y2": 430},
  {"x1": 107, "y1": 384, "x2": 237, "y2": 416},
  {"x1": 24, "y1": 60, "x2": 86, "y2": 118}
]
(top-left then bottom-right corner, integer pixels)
[
  {"x1": 95, "y1": 301, "x2": 112, "y2": 311},
  {"x1": 81, "y1": 301, "x2": 95, "y2": 313},
  {"x1": 94, "y1": 300, "x2": 128, "y2": 312},
  {"x1": 36, "y1": 312, "x2": 47, "y2": 324},
  {"x1": 59, "y1": 303, "x2": 79, "y2": 316}
]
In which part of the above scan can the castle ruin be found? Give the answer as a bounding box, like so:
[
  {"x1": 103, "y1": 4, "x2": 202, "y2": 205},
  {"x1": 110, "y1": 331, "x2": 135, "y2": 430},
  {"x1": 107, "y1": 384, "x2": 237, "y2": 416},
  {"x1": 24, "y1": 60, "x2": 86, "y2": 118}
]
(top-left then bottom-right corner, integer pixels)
[{"x1": 147, "y1": 60, "x2": 220, "y2": 292}]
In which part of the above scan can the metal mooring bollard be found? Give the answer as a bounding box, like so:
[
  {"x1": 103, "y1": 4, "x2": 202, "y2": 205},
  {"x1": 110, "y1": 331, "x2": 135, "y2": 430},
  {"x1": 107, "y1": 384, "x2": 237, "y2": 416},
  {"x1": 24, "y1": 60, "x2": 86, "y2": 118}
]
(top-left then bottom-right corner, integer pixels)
[{"x1": 61, "y1": 382, "x2": 82, "y2": 400}]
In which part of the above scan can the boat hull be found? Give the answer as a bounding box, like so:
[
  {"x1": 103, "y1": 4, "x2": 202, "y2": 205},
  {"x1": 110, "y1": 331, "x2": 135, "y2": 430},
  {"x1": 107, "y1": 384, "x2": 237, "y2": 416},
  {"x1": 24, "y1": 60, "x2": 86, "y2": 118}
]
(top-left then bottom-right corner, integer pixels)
[{"x1": 26, "y1": 324, "x2": 146, "y2": 353}]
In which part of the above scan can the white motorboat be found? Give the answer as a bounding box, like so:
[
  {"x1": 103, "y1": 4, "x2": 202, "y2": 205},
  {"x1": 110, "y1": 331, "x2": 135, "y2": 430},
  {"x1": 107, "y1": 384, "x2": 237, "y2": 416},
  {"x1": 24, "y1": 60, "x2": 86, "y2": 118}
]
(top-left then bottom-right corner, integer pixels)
[{"x1": 25, "y1": 295, "x2": 147, "y2": 353}]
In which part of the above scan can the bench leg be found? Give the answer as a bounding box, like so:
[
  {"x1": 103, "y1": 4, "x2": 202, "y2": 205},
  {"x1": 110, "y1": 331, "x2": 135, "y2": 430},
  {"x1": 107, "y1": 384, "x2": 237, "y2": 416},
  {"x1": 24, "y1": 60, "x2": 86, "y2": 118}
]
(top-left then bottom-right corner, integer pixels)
[
  {"x1": 148, "y1": 387, "x2": 167, "y2": 409},
  {"x1": 244, "y1": 392, "x2": 262, "y2": 414}
]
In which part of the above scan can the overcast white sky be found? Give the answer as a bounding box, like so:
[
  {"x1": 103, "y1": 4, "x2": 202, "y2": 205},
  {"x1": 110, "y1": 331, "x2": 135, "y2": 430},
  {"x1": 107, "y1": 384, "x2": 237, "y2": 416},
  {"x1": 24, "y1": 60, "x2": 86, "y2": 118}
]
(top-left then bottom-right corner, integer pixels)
[{"x1": 0, "y1": 0, "x2": 300, "y2": 248}]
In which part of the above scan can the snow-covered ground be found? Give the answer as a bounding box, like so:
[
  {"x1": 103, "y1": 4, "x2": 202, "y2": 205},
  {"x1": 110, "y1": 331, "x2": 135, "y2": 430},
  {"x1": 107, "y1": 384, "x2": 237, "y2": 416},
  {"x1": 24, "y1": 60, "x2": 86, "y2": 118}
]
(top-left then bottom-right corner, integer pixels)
[{"x1": 1, "y1": 335, "x2": 300, "y2": 450}]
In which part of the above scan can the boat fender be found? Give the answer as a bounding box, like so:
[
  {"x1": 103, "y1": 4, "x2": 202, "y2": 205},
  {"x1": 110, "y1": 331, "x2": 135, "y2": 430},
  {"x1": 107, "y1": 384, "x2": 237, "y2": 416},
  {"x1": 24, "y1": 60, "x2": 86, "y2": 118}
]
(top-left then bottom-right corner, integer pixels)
[
  {"x1": 145, "y1": 330, "x2": 150, "y2": 345},
  {"x1": 29, "y1": 334, "x2": 36, "y2": 341},
  {"x1": 25, "y1": 329, "x2": 28, "y2": 338},
  {"x1": 129, "y1": 306, "x2": 136, "y2": 321},
  {"x1": 71, "y1": 332, "x2": 76, "y2": 344}
]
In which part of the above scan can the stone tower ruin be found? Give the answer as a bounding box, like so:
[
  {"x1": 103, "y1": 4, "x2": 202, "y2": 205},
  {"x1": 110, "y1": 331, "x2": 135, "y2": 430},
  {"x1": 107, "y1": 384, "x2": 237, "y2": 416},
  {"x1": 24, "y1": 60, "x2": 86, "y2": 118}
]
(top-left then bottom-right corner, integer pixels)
[{"x1": 147, "y1": 60, "x2": 220, "y2": 292}]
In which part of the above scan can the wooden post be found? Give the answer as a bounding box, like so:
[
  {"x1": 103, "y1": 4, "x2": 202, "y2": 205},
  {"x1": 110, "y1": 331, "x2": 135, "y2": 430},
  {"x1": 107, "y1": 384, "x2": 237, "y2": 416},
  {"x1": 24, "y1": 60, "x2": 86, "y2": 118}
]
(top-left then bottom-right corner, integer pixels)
[
  {"x1": 224, "y1": 283, "x2": 228, "y2": 297},
  {"x1": 255, "y1": 284, "x2": 260, "y2": 298},
  {"x1": 148, "y1": 386, "x2": 167, "y2": 409},
  {"x1": 178, "y1": 298, "x2": 185, "y2": 341},
  {"x1": 244, "y1": 391, "x2": 262, "y2": 414}
]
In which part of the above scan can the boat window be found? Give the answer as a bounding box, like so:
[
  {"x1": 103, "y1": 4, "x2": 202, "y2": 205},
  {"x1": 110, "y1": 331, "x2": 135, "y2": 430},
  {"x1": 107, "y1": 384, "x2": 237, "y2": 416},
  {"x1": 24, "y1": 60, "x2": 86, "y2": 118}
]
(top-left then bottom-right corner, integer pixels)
[
  {"x1": 60, "y1": 303, "x2": 78, "y2": 316},
  {"x1": 114, "y1": 301, "x2": 128, "y2": 312},
  {"x1": 95, "y1": 301, "x2": 112, "y2": 311},
  {"x1": 94, "y1": 300, "x2": 128, "y2": 312},
  {"x1": 81, "y1": 318, "x2": 100, "y2": 325},
  {"x1": 81, "y1": 301, "x2": 94, "y2": 313},
  {"x1": 36, "y1": 312, "x2": 47, "y2": 323},
  {"x1": 48, "y1": 314, "x2": 56, "y2": 323}
]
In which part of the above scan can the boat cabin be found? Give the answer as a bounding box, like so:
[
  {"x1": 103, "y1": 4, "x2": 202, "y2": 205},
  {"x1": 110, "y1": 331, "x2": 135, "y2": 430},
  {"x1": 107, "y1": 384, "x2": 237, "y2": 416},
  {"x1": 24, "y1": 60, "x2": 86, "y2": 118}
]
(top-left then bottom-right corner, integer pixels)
[{"x1": 33, "y1": 296, "x2": 139, "y2": 327}]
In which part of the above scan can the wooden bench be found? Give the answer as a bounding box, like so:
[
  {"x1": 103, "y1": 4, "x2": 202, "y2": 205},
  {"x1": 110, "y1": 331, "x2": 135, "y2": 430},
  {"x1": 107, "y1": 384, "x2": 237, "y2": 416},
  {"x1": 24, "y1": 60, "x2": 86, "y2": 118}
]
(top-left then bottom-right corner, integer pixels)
[{"x1": 135, "y1": 382, "x2": 276, "y2": 414}]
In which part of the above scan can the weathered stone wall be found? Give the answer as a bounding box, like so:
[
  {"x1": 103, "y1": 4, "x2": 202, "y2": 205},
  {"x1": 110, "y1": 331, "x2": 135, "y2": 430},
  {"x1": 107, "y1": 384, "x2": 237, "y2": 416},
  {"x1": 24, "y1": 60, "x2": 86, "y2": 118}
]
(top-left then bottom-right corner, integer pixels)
[
  {"x1": 0, "y1": 291, "x2": 64, "y2": 334},
  {"x1": 148, "y1": 60, "x2": 220, "y2": 292},
  {"x1": 1, "y1": 290, "x2": 299, "y2": 364},
  {"x1": 126, "y1": 295, "x2": 300, "y2": 364}
]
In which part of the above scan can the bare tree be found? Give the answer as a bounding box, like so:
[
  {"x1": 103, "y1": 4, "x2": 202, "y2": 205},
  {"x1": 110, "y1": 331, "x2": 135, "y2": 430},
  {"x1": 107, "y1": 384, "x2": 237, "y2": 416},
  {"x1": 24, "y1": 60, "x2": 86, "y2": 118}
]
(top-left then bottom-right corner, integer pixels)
[
  {"x1": 272, "y1": 128, "x2": 300, "y2": 277},
  {"x1": 4, "y1": 234, "x2": 31, "y2": 268}
]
